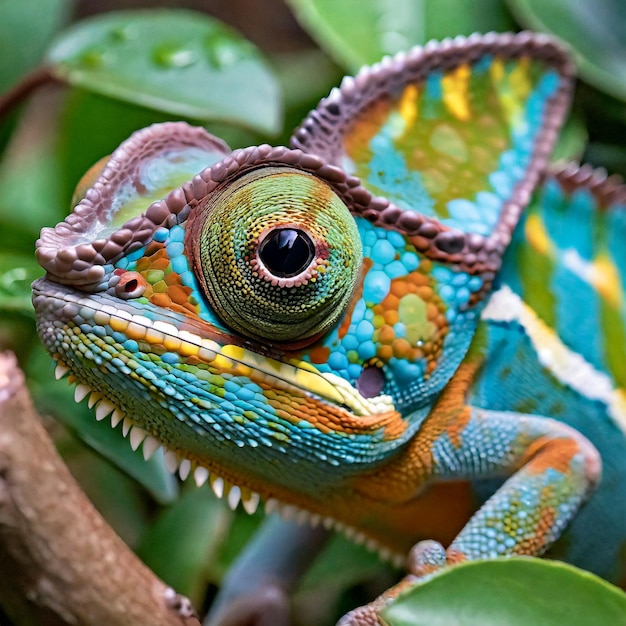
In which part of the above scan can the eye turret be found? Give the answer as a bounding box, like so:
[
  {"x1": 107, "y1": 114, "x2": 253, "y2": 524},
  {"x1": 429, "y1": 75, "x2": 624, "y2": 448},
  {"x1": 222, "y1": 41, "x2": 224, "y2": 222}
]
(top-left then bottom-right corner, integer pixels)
[{"x1": 186, "y1": 167, "x2": 362, "y2": 344}]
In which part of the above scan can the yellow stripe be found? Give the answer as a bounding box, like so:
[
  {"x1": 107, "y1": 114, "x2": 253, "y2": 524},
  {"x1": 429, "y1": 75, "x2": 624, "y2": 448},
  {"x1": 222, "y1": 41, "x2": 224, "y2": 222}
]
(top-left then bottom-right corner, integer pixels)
[
  {"x1": 525, "y1": 213, "x2": 553, "y2": 257},
  {"x1": 442, "y1": 64, "x2": 471, "y2": 121},
  {"x1": 591, "y1": 253, "x2": 623, "y2": 310}
]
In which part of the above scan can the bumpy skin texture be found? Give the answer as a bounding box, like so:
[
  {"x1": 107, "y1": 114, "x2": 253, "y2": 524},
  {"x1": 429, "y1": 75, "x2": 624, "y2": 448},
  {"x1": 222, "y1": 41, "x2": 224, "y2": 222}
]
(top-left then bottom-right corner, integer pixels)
[{"x1": 32, "y1": 32, "x2": 626, "y2": 624}]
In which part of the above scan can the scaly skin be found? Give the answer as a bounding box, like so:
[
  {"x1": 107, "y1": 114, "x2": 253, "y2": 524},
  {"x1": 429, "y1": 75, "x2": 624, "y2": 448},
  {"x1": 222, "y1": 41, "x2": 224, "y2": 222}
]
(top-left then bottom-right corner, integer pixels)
[{"x1": 32, "y1": 33, "x2": 626, "y2": 624}]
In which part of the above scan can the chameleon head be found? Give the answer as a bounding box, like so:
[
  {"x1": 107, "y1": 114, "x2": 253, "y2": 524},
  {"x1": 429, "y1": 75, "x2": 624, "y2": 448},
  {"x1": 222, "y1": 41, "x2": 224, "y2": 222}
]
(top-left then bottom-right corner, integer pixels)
[
  {"x1": 32, "y1": 124, "x2": 407, "y2": 508},
  {"x1": 30, "y1": 120, "x2": 515, "y2": 511},
  {"x1": 185, "y1": 167, "x2": 362, "y2": 345}
]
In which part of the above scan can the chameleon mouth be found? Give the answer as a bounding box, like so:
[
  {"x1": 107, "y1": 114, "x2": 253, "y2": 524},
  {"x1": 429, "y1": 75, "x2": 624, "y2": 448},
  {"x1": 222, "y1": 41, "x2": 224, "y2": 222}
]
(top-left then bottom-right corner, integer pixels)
[
  {"x1": 33, "y1": 280, "x2": 395, "y2": 420},
  {"x1": 53, "y1": 359, "x2": 405, "y2": 568}
]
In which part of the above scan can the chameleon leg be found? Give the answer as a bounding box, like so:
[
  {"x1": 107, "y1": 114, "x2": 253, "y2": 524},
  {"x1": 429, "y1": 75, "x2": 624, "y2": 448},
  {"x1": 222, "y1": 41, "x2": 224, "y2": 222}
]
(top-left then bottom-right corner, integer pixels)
[
  {"x1": 205, "y1": 514, "x2": 330, "y2": 626},
  {"x1": 409, "y1": 408, "x2": 602, "y2": 574},
  {"x1": 340, "y1": 367, "x2": 601, "y2": 625}
]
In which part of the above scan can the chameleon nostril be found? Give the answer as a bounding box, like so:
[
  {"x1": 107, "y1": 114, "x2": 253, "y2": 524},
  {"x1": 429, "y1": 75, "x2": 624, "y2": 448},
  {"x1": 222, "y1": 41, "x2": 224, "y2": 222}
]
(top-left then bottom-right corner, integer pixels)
[
  {"x1": 114, "y1": 271, "x2": 147, "y2": 299},
  {"x1": 356, "y1": 365, "x2": 385, "y2": 399}
]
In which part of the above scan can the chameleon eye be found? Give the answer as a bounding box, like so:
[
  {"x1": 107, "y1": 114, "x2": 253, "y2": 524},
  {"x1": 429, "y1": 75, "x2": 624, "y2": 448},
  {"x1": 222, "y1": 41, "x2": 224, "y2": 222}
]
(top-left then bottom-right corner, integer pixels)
[{"x1": 186, "y1": 167, "x2": 362, "y2": 344}]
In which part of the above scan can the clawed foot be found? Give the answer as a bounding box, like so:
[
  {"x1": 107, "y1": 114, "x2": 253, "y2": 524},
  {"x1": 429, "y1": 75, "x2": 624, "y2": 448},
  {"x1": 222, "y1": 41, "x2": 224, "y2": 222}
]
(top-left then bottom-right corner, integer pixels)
[{"x1": 337, "y1": 540, "x2": 449, "y2": 625}]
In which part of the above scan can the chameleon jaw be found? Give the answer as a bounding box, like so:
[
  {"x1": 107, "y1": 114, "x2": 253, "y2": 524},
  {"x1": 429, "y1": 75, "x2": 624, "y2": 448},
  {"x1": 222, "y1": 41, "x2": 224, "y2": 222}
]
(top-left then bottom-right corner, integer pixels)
[
  {"x1": 34, "y1": 276, "x2": 411, "y2": 565},
  {"x1": 54, "y1": 358, "x2": 405, "y2": 568}
]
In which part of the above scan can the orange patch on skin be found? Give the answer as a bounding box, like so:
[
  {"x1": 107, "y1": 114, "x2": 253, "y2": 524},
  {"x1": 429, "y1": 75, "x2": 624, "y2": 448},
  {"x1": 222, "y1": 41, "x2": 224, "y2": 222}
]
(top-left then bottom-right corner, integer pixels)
[
  {"x1": 374, "y1": 270, "x2": 449, "y2": 371},
  {"x1": 524, "y1": 505, "x2": 556, "y2": 554},
  {"x1": 445, "y1": 405, "x2": 472, "y2": 448},
  {"x1": 150, "y1": 257, "x2": 170, "y2": 271},
  {"x1": 264, "y1": 389, "x2": 404, "y2": 438},
  {"x1": 149, "y1": 293, "x2": 200, "y2": 317},
  {"x1": 521, "y1": 436, "x2": 582, "y2": 474},
  {"x1": 382, "y1": 414, "x2": 408, "y2": 440},
  {"x1": 348, "y1": 480, "x2": 476, "y2": 552},
  {"x1": 344, "y1": 99, "x2": 395, "y2": 159},
  {"x1": 308, "y1": 345, "x2": 331, "y2": 364},
  {"x1": 352, "y1": 360, "x2": 481, "y2": 503}
]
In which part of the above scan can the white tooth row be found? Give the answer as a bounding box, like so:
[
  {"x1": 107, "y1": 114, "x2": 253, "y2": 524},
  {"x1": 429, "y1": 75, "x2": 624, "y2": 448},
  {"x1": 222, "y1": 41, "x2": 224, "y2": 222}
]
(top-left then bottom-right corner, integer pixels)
[
  {"x1": 59, "y1": 360, "x2": 405, "y2": 567},
  {"x1": 62, "y1": 362, "x2": 262, "y2": 514},
  {"x1": 267, "y1": 498, "x2": 404, "y2": 567}
]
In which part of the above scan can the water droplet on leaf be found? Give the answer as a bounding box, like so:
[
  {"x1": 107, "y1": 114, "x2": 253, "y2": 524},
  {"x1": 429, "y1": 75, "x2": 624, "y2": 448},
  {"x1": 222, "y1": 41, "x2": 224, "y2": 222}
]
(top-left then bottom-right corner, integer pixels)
[
  {"x1": 153, "y1": 44, "x2": 198, "y2": 69},
  {"x1": 110, "y1": 25, "x2": 136, "y2": 42},
  {"x1": 204, "y1": 32, "x2": 245, "y2": 68},
  {"x1": 78, "y1": 49, "x2": 108, "y2": 68}
]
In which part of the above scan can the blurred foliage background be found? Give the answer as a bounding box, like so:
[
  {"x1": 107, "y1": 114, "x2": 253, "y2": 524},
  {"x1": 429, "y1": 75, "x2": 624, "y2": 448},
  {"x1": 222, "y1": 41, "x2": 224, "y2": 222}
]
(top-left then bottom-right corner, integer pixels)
[{"x1": 0, "y1": 0, "x2": 625, "y2": 624}]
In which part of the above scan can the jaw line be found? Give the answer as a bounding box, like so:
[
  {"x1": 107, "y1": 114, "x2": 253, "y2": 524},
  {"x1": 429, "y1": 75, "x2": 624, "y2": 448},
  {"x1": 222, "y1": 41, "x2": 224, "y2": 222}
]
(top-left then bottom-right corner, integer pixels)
[{"x1": 57, "y1": 358, "x2": 404, "y2": 568}]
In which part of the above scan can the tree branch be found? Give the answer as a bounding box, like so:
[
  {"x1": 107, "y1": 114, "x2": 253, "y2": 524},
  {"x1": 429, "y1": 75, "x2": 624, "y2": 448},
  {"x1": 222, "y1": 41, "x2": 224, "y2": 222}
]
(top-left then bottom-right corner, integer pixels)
[
  {"x1": 0, "y1": 65, "x2": 61, "y2": 122},
  {"x1": 0, "y1": 352, "x2": 201, "y2": 626}
]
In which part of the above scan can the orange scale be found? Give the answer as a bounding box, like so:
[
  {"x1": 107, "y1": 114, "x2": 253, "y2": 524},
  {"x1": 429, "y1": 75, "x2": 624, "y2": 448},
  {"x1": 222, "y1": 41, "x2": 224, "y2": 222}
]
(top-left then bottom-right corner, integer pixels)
[
  {"x1": 309, "y1": 346, "x2": 331, "y2": 364},
  {"x1": 135, "y1": 257, "x2": 151, "y2": 272},
  {"x1": 150, "y1": 257, "x2": 171, "y2": 271},
  {"x1": 407, "y1": 271, "x2": 430, "y2": 287},
  {"x1": 150, "y1": 293, "x2": 173, "y2": 309},
  {"x1": 419, "y1": 259, "x2": 432, "y2": 273},
  {"x1": 390, "y1": 279, "x2": 410, "y2": 297},
  {"x1": 183, "y1": 301, "x2": 200, "y2": 315},
  {"x1": 383, "y1": 309, "x2": 399, "y2": 325},
  {"x1": 168, "y1": 284, "x2": 192, "y2": 305},
  {"x1": 416, "y1": 285, "x2": 434, "y2": 301},
  {"x1": 435, "y1": 314, "x2": 448, "y2": 330},
  {"x1": 392, "y1": 338, "x2": 413, "y2": 360},
  {"x1": 376, "y1": 325, "x2": 396, "y2": 344},
  {"x1": 377, "y1": 344, "x2": 393, "y2": 361},
  {"x1": 426, "y1": 302, "x2": 440, "y2": 320},
  {"x1": 383, "y1": 293, "x2": 400, "y2": 310},
  {"x1": 146, "y1": 239, "x2": 163, "y2": 253},
  {"x1": 164, "y1": 272, "x2": 183, "y2": 286}
]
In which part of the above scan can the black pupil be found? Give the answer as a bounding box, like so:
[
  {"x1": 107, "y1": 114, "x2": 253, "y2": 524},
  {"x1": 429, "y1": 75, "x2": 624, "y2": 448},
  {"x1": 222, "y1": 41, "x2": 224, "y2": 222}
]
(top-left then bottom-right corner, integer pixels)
[{"x1": 258, "y1": 228, "x2": 315, "y2": 278}]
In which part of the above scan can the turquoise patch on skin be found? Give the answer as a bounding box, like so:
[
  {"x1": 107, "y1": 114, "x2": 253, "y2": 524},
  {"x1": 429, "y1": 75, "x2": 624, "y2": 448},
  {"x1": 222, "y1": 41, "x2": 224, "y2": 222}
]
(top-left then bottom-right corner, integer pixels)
[
  {"x1": 153, "y1": 227, "x2": 169, "y2": 243},
  {"x1": 371, "y1": 238, "x2": 396, "y2": 265},
  {"x1": 367, "y1": 135, "x2": 436, "y2": 215},
  {"x1": 363, "y1": 270, "x2": 391, "y2": 302}
]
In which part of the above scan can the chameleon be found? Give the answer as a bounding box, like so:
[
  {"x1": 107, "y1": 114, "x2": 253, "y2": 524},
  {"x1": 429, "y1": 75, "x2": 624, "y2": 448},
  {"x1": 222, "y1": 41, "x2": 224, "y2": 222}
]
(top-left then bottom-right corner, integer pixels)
[{"x1": 31, "y1": 31, "x2": 626, "y2": 624}]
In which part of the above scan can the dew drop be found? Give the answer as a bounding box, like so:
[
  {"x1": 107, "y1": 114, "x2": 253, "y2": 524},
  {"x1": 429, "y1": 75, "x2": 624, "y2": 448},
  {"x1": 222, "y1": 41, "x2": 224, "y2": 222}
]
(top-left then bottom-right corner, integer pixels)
[
  {"x1": 110, "y1": 25, "x2": 135, "y2": 42},
  {"x1": 153, "y1": 44, "x2": 198, "y2": 69},
  {"x1": 204, "y1": 33, "x2": 244, "y2": 68},
  {"x1": 79, "y1": 49, "x2": 108, "y2": 69}
]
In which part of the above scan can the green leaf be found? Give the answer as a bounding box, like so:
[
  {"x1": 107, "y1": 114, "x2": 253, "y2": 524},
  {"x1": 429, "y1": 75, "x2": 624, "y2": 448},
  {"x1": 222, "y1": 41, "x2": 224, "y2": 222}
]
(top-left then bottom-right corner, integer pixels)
[
  {"x1": 379, "y1": 558, "x2": 626, "y2": 626},
  {"x1": 137, "y1": 486, "x2": 233, "y2": 604},
  {"x1": 46, "y1": 10, "x2": 282, "y2": 135},
  {"x1": 0, "y1": 104, "x2": 66, "y2": 239},
  {"x1": 301, "y1": 534, "x2": 389, "y2": 592},
  {"x1": 0, "y1": 252, "x2": 41, "y2": 315},
  {"x1": 28, "y1": 346, "x2": 178, "y2": 505},
  {"x1": 287, "y1": 0, "x2": 515, "y2": 71},
  {"x1": 509, "y1": 0, "x2": 626, "y2": 101},
  {"x1": 0, "y1": 0, "x2": 72, "y2": 93},
  {"x1": 58, "y1": 89, "x2": 174, "y2": 207}
]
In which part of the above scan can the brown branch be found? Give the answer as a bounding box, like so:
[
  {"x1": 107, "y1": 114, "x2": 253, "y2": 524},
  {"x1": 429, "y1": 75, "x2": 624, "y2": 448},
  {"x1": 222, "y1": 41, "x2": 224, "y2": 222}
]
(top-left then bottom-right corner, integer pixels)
[
  {"x1": 0, "y1": 65, "x2": 62, "y2": 122},
  {"x1": 0, "y1": 352, "x2": 201, "y2": 626}
]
